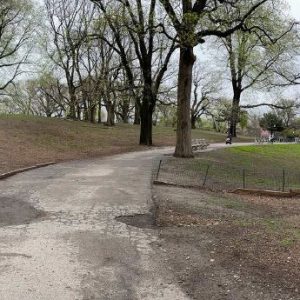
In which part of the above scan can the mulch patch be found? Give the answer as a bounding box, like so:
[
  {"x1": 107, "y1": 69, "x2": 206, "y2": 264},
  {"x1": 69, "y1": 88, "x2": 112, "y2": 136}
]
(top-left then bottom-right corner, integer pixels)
[{"x1": 155, "y1": 189, "x2": 300, "y2": 297}]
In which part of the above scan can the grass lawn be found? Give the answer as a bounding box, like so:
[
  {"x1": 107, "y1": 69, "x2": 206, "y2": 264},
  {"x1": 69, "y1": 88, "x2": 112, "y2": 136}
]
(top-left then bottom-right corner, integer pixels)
[
  {"x1": 211, "y1": 144, "x2": 300, "y2": 169},
  {"x1": 158, "y1": 144, "x2": 300, "y2": 191},
  {"x1": 0, "y1": 114, "x2": 252, "y2": 174}
]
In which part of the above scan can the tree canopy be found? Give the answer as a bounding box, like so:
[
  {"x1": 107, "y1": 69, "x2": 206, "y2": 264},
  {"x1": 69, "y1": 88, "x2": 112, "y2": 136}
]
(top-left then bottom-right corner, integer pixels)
[{"x1": 0, "y1": 0, "x2": 299, "y2": 153}]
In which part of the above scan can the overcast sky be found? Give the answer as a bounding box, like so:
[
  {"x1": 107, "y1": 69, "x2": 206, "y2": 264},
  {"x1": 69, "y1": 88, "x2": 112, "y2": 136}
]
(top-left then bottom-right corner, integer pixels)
[
  {"x1": 289, "y1": 0, "x2": 300, "y2": 20},
  {"x1": 30, "y1": 0, "x2": 300, "y2": 107}
]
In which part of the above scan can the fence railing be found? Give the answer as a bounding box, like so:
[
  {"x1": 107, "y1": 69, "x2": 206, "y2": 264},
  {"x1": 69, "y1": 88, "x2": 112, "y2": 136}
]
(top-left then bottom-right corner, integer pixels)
[
  {"x1": 153, "y1": 157, "x2": 300, "y2": 192},
  {"x1": 255, "y1": 137, "x2": 300, "y2": 144}
]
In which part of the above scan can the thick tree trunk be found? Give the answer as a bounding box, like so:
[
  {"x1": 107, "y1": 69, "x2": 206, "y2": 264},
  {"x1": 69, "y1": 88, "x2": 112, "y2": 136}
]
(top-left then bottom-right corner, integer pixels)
[
  {"x1": 139, "y1": 104, "x2": 153, "y2": 146},
  {"x1": 121, "y1": 100, "x2": 130, "y2": 123},
  {"x1": 90, "y1": 105, "x2": 96, "y2": 123},
  {"x1": 134, "y1": 100, "x2": 141, "y2": 125},
  {"x1": 174, "y1": 47, "x2": 195, "y2": 158},
  {"x1": 68, "y1": 91, "x2": 77, "y2": 120},
  {"x1": 66, "y1": 75, "x2": 77, "y2": 119},
  {"x1": 106, "y1": 101, "x2": 115, "y2": 126},
  {"x1": 229, "y1": 89, "x2": 241, "y2": 137},
  {"x1": 139, "y1": 86, "x2": 154, "y2": 146}
]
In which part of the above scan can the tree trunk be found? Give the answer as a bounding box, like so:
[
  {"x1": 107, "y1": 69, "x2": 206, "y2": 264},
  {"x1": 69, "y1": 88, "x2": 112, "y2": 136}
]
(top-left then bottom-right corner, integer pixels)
[
  {"x1": 122, "y1": 99, "x2": 130, "y2": 123},
  {"x1": 67, "y1": 83, "x2": 77, "y2": 120},
  {"x1": 212, "y1": 117, "x2": 217, "y2": 131},
  {"x1": 77, "y1": 105, "x2": 81, "y2": 121},
  {"x1": 139, "y1": 104, "x2": 153, "y2": 145},
  {"x1": 229, "y1": 89, "x2": 241, "y2": 137},
  {"x1": 68, "y1": 91, "x2": 77, "y2": 120},
  {"x1": 139, "y1": 86, "x2": 154, "y2": 146},
  {"x1": 106, "y1": 101, "x2": 115, "y2": 126},
  {"x1": 98, "y1": 100, "x2": 102, "y2": 124},
  {"x1": 90, "y1": 104, "x2": 96, "y2": 123},
  {"x1": 174, "y1": 47, "x2": 195, "y2": 158},
  {"x1": 134, "y1": 100, "x2": 141, "y2": 125},
  {"x1": 83, "y1": 97, "x2": 89, "y2": 121},
  {"x1": 191, "y1": 114, "x2": 197, "y2": 129}
]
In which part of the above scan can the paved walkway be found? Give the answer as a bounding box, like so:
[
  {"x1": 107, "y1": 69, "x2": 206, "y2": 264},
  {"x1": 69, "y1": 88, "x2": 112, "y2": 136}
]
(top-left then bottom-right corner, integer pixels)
[
  {"x1": 0, "y1": 142, "x2": 250, "y2": 299},
  {"x1": 0, "y1": 148, "x2": 191, "y2": 300}
]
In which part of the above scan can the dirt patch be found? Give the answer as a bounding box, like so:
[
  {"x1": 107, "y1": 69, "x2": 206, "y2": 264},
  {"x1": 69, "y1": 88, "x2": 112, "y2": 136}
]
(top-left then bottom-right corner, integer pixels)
[
  {"x1": 115, "y1": 214, "x2": 155, "y2": 229},
  {"x1": 232, "y1": 188, "x2": 300, "y2": 198},
  {"x1": 0, "y1": 196, "x2": 45, "y2": 226},
  {"x1": 152, "y1": 185, "x2": 300, "y2": 300}
]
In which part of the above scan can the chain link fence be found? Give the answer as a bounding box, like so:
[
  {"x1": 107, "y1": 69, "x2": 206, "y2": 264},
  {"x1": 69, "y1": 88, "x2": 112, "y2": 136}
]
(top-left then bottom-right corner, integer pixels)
[{"x1": 153, "y1": 156, "x2": 300, "y2": 192}]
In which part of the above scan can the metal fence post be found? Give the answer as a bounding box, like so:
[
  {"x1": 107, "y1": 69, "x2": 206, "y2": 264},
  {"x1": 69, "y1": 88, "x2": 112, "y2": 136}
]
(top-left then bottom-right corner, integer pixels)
[
  {"x1": 243, "y1": 169, "x2": 246, "y2": 189},
  {"x1": 156, "y1": 160, "x2": 162, "y2": 180},
  {"x1": 282, "y1": 169, "x2": 285, "y2": 192},
  {"x1": 203, "y1": 164, "x2": 210, "y2": 187}
]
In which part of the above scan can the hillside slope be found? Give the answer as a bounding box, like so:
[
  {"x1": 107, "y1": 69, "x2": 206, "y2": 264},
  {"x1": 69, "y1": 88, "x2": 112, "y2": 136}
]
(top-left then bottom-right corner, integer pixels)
[{"x1": 0, "y1": 114, "x2": 252, "y2": 173}]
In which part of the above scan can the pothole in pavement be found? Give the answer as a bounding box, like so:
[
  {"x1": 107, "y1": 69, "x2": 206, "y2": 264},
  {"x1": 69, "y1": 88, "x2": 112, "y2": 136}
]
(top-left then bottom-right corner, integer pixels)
[
  {"x1": 115, "y1": 213, "x2": 155, "y2": 229},
  {"x1": 0, "y1": 197, "x2": 46, "y2": 227}
]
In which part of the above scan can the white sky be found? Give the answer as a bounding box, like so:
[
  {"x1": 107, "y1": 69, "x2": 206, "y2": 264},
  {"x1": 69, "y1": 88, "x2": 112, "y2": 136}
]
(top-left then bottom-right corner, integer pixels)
[
  {"x1": 288, "y1": 0, "x2": 300, "y2": 20},
  {"x1": 22, "y1": 0, "x2": 300, "y2": 108},
  {"x1": 226, "y1": 0, "x2": 300, "y2": 106}
]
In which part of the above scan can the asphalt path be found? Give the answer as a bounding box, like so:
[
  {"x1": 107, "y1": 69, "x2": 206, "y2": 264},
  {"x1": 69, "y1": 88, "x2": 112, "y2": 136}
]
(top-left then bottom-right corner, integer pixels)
[{"x1": 0, "y1": 143, "x2": 249, "y2": 299}]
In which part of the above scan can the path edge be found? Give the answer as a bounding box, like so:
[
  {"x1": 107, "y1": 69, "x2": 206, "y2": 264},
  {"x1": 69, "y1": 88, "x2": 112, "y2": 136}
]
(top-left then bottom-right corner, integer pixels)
[{"x1": 0, "y1": 162, "x2": 56, "y2": 180}]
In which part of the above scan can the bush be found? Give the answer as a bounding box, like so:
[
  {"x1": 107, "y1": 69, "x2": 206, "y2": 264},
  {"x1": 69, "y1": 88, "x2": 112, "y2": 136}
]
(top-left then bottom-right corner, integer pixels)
[{"x1": 282, "y1": 128, "x2": 300, "y2": 138}]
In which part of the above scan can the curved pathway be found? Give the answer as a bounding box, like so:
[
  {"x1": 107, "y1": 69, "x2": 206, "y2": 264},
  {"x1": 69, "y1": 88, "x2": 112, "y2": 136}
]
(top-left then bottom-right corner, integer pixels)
[
  {"x1": 0, "y1": 142, "x2": 251, "y2": 299},
  {"x1": 0, "y1": 148, "x2": 192, "y2": 300}
]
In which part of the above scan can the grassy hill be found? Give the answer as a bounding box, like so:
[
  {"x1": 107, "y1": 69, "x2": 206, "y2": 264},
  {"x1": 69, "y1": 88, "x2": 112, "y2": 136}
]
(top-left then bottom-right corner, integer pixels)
[{"x1": 0, "y1": 114, "x2": 252, "y2": 174}]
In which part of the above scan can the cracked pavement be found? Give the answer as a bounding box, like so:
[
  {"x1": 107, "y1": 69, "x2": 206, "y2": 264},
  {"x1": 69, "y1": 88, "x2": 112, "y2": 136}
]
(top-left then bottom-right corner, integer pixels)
[{"x1": 0, "y1": 148, "x2": 190, "y2": 300}]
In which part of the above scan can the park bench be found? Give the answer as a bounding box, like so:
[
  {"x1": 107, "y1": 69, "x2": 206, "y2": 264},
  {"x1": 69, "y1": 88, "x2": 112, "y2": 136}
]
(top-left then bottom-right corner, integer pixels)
[{"x1": 191, "y1": 139, "x2": 209, "y2": 152}]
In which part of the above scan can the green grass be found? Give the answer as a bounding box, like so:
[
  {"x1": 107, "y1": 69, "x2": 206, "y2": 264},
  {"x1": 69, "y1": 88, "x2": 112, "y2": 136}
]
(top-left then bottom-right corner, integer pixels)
[
  {"x1": 201, "y1": 143, "x2": 300, "y2": 170},
  {"x1": 280, "y1": 238, "x2": 295, "y2": 247},
  {"x1": 162, "y1": 144, "x2": 300, "y2": 191},
  {"x1": 228, "y1": 144, "x2": 300, "y2": 166}
]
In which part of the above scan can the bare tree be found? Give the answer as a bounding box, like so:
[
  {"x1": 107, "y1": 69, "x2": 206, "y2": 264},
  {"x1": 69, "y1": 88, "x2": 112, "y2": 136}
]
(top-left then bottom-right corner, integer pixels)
[
  {"x1": 28, "y1": 72, "x2": 68, "y2": 117},
  {"x1": 115, "y1": 69, "x2": 135, "y2": 124},
  {"x1": 206, "y1": 98, "x2": 233, "y2": 133},
  {"x1": 0, "y1": 1, "x2": 34, "y2": 93},
  {"x1": 1, "y1": 82, "x2": 35, "y2": 115},
  {"x1": 191, "y1": 66, "x2": 218, "y2": 129},
  {"x1": 220, "y1": 1, "x2": 297, "y2": 137},
  {"x1": 91, "y1": 0, "x2": 177, "y2": 145},
  {"x1": 45, "y1": 0, "x2": 95, "y2": 119},
  {"x1": 1, "y1": 72, "x2": 69, "y2": 117},
  {"x1": 272, "y1": 98, "x2": 299, "y2": 128},
  {"x1": 159, "y1": 0, "x2": 269, "y2": 157}
]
